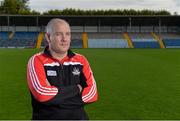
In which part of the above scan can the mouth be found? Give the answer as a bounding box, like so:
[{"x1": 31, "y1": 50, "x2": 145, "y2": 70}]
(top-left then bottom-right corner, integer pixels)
[{"x1": 61, "y1": 44, "x2": 68, "y2": 47}]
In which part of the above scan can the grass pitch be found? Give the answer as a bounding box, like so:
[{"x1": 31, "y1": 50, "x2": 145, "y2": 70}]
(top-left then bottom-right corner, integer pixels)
[{"x1": 0, "y1": 48, "x2": 180, "y2": 119}]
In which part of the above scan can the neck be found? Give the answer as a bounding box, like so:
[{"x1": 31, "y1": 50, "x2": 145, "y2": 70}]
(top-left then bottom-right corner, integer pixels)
[{"x1": 49, "y1": 48, "x2": 68, "y2": 61}]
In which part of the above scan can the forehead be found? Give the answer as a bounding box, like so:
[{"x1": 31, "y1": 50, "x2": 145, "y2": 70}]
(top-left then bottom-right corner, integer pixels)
[{"x1": 53, "y1": 22, "x2": 71, "y2": 32}]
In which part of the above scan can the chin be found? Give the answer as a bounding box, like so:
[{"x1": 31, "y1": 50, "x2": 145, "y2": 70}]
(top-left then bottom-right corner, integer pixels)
[{"x1": 60, "y1": 47, "x2": 69, "y2": 53}]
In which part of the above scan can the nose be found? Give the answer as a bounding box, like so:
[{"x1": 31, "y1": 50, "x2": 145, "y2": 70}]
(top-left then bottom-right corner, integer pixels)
[{"x1": 61, "y1": 33, "x2": 67, "y2": 42}]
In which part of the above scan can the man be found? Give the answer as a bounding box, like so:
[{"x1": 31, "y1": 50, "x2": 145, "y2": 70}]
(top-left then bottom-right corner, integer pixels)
[{"x1": 26, "y1": 18, "x2": 98, "y2": 120}]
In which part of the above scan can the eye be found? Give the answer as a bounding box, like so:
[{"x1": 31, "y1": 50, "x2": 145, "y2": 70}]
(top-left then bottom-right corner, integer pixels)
[
  {"x1": 56, "y1": 32, "x2": 63, "y2": 36},
  {"x1": 66, "y1": 32, "x2": 71, "y2": 36}
]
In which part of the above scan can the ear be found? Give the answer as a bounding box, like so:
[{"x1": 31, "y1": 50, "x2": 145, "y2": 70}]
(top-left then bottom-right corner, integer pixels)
[{"x1": 45, "y1": 33, "x2": 51, "y2": 43}]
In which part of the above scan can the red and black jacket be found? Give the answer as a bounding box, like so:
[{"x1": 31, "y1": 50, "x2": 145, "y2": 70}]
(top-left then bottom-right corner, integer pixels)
[{"x1": 27, "y1": 46, "x2": 98, "y2": 119}]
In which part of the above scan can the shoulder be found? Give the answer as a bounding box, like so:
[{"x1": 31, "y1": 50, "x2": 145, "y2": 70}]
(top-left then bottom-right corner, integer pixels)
[
  {"x1": 71, "y1": 52, "x2": 89, "y2": 64},
  {"x1": 74, "y1": 52, "x2": 88, "y2": 60},
  {"x1": 28, "y1": 52, "x2": 44, "y2": 63}
]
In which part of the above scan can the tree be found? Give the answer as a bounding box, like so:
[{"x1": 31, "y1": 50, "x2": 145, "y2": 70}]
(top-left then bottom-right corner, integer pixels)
[
  {"x1": 42, "y1": 8, "x2": 171, "y2": 16},
  {"x1": 18, "y1": 9, "x2": 40, "y2": 15},
  {"x1": 0, "y1": 0, "x2": 30, "y2": 14}
]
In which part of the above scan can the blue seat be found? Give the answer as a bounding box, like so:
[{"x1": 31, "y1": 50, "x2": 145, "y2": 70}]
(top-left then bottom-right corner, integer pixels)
[
  {"x1": 88, "y1": 39, "x2": 128, "y2": 48},
  {"x1": 133, "y1": 41, "x2": 160, "y2": 48},
  {"x1": 163, "y1": 39, "x2": 180, "y2": 48}
]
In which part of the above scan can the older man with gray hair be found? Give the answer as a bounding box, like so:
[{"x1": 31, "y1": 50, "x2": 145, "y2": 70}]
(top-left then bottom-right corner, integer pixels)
[{"x1": 26, "y1": 18, "x2": 98, "y2": 120}]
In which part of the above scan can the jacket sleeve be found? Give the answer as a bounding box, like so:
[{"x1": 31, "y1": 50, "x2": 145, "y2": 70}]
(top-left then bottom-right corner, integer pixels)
[
  {"x1": 26, "y1": 54, "x2": 79, "y2": 104},
  {"x1": 81, "y1": 56, "x2": 98, "y2": 103}
]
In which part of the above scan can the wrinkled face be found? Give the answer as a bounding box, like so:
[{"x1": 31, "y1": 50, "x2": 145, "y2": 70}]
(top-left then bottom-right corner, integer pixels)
[{"x1": 46, "y1": 22, "x2": 71, "y2": 54}]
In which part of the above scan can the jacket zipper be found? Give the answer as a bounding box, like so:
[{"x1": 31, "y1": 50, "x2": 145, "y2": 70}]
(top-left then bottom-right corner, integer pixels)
[{"x1": 59, "y1": 62, "x2": 66, "y2": 85}]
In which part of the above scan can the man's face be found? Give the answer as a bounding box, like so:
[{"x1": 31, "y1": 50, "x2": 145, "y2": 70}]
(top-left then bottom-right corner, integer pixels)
[{"x1": 47, "y1": 22, "x2": 71, "y2": 54}]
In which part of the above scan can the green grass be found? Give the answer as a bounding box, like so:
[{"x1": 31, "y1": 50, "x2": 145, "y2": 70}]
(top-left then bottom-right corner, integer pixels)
[{"x1": 0, "y1": 48, "x2": 180, "y2": 119}]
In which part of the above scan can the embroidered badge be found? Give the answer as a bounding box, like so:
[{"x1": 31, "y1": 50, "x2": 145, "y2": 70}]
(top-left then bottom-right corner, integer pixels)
[{"x1": 72, "y1": 67, "x2": 80, "y2": 76}]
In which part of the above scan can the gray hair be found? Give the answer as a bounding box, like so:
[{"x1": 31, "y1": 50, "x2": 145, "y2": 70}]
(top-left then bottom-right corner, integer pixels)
[{"x1": 46, "y1": 18, "x2": 70, "y2": 34}]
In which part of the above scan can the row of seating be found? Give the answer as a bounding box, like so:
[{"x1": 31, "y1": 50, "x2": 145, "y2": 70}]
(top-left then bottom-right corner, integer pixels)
[
  {"x1": 0, "y1": 39, "x2": 36, "y2": 48},
  {"x1": 0, "y1": 32, "x2": 180, "y2": 48},
  {"x1": 133, "y1": 42, "x2": 160, "y2": 48},
  {"x1": 0, "y1": 32, "x2": 8, "y2": 39},
  {"x1": 163, "y1": 39, "x2": 180, "y2": 48},
  {"x1": 13, "y1": 32, "x2": 38, "y2": 40},
  {"x1": 0, "y1": 32, "x2": 38, "y2": 48},
  {"x1": 88, "y1": 39, "x2": 128, "y2": 48}
]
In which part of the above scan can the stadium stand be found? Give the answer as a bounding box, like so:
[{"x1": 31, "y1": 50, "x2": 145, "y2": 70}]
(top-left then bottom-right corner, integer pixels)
[
  {"x1": 129, "y1": 33, "x2": 160, "y2": 48},
  {"x1": 71, "y1": 32, "x2": 83, "y2": 48},
  {"x1": 159, "y1": 33, "x2": 180, "y2": 48},
  {"x1": 87, "y1": 32, "x2": 128, "y2": 48},
  {"x1": 0, "y1": 32, "x2": 8, "y2": 40},
  {"x1": 88, "y1": 39, "x2": 128, "y2": 48},
  {"x1": 0, "y1": 15, "x2": 179, "y2": 48},
  {"x1": 0, "y1": 32, "x2": 37, "y2": 48},
  {"x1": 41, "y1": 37, "x2": 48, "y2": 47}
]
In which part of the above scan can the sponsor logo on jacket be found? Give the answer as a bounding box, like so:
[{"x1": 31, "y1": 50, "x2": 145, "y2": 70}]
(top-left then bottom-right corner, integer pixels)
[{"x1": 47, "y1": 70, "x2": 57, "y2": 76}]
